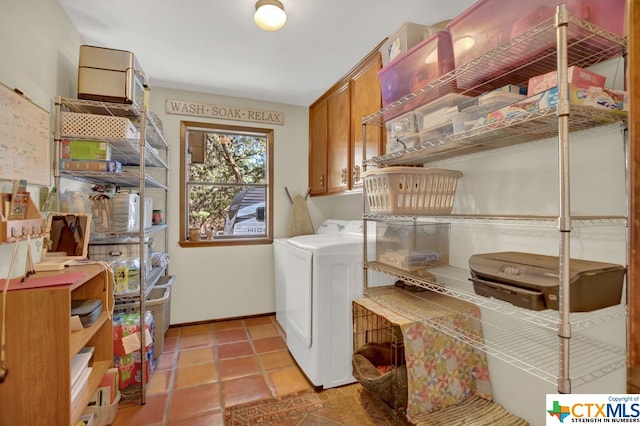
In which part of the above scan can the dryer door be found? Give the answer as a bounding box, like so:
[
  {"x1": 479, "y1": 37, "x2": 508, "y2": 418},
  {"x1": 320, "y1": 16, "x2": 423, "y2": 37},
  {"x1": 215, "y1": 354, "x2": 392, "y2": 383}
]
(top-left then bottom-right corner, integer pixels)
[{"x1": 285, "y1": 244, "x2": 313, "y2": 348}]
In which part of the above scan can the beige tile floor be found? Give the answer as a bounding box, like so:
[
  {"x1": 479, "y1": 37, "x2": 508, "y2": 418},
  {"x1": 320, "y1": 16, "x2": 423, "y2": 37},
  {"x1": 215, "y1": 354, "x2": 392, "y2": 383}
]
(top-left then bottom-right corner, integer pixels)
[{"x1": 112, "y1": 315, "x2": 314, "y2": 425}]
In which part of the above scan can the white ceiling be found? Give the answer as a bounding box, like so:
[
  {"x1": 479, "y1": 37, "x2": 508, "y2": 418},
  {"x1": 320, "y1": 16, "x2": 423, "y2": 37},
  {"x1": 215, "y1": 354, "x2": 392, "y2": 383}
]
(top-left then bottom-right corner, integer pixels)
[{"x1": 56, "y1": 0, "x2": 477, "y2": 107}]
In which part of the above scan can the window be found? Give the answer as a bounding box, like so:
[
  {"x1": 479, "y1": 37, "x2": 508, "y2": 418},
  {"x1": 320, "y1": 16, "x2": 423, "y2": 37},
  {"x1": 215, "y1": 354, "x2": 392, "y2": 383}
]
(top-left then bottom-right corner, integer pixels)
[{"x1": 179, "y1": 121, "x2": 273, "y2": 246}]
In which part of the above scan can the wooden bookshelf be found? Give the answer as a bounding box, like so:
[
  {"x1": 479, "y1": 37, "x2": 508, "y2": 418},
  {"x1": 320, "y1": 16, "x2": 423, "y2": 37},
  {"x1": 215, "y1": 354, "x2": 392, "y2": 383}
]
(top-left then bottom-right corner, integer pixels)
[{"x1": 0, "y1": 263, "x2": 113, "y2": 426}]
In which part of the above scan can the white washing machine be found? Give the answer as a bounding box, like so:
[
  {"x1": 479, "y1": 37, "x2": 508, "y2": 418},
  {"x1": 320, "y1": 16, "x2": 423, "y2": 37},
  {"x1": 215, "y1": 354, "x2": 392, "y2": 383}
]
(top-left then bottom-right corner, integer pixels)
[{"x1": 279, "y1": 219, "x2": 391, "y2": 389}]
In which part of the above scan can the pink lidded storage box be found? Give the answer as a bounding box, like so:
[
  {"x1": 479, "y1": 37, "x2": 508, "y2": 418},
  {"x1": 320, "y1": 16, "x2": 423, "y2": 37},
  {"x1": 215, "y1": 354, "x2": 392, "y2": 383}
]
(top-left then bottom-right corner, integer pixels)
[
  {"x1": 378, "y1": 31, "x2": 456, "y2": 119},
  {"x1": 447, "y1": 0, "x2": 625, "y2": 89},
  {"x1": 527, "y1": 66, "x2": 606, "y2": 95}
]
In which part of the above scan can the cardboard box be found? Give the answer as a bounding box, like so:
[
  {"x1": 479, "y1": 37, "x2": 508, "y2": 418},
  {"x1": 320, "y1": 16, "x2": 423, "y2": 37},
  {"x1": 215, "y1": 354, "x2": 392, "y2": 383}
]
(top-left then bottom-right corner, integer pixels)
[
  {"x1": 78, "y1": 45, "x2": 147, "y2": 109},
  {"x1": 61, "y1": 140, "x2": 111, "y2": 161},
  {"x1": 487, "y1": 85, "x2": 628, "y2": 125},
  {"x1": 527, "y1": 66, "x2": 606, "y2": 96},
  {"x1": 570, "y1": 86, "x2": 628, "y2": 111},
  {"x1": 60, "y1": 159, "x2": 122, "y2": 172},
  {"x1": 452, "y1": 92, "x2": 525, "y2": 133}
]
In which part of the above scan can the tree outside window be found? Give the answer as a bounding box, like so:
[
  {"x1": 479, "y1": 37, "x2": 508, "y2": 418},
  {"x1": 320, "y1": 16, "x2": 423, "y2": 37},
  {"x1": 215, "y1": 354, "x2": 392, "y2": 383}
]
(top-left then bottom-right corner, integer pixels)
[{"x1": 179, "y1": 121, "x2": 273, "y2": 246}]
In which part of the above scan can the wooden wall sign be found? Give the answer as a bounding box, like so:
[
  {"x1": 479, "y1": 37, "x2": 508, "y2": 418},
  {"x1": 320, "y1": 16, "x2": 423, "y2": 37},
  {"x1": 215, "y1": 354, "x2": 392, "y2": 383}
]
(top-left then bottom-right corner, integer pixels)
[{"x1": 166, "y1": 99, "x2": 284, "y2": 125}]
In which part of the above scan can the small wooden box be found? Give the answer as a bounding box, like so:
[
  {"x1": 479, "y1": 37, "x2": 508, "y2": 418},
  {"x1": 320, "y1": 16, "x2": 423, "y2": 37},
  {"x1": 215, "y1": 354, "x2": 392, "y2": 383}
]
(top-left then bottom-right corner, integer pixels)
[{"x1": 0, "y1": 193, "x2": 45, "y2": 243}]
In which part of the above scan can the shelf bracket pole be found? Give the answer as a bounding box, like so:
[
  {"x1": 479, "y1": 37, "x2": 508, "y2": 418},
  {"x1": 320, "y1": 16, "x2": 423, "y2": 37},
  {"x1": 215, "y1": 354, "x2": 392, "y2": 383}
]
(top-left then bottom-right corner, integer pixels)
[
  {"x1": 556, "y1": 2, "x2": 572, "y2": 395},
  {"x1": 362, "y1": 120, "x2": 370, "y2": 295}
]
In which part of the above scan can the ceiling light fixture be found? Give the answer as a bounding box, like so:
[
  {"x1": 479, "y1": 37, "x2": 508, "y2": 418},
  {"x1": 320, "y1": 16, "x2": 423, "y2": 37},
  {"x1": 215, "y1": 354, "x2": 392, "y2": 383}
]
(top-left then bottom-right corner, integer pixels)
[{"x1": 254, "y1": 0, "x2": 287, "y2": 32}]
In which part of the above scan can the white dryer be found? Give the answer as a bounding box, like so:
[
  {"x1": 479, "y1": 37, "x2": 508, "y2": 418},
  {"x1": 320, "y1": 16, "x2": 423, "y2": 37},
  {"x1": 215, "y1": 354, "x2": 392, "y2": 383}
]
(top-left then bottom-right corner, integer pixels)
[{"x1": 282, "y1": 220, "x2": 391, "y2": 389}]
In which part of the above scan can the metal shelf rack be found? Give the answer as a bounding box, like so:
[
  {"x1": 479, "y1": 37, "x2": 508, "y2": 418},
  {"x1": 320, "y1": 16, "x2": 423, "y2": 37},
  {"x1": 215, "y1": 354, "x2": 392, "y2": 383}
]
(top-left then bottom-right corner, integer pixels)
[
  {"x1": 361, "y1": 6, "x2": 628, "y2": 393},
  {"x1": 53, "y1": 95, "x2": 170, "y2": 405}
]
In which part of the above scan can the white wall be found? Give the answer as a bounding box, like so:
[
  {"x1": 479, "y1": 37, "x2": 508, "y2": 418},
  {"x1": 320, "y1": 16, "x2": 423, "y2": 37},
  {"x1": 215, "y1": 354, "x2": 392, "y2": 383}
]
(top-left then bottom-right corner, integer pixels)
[
  {"x1": 0, "y1": 1, "x2": 82, "y2": 109},
  {"x1": 0, "y1": 0, "x2": 84, "y2": 197},
  {"x1": 149, "y1": 86, "x2": 315, "y2": 322},
  {"x1": 149, "y1": 87, "x2": 368, "y2": 323},
  {"x1": 0, "y1": 0, "x2": 84, "y2": 274}
]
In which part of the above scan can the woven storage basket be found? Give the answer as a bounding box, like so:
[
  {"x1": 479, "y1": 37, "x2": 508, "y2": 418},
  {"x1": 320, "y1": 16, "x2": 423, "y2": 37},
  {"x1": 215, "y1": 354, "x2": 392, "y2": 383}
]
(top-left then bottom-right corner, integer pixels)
[
  {"x1": 61, "y1": 111, "x2": 139, "y2": 139},
  {"x1": 363, "y1": 167, "x2": 462, "y2": 215},
  {"x1": 352, "y1": 345, "x2": 408, "y2": 411}
]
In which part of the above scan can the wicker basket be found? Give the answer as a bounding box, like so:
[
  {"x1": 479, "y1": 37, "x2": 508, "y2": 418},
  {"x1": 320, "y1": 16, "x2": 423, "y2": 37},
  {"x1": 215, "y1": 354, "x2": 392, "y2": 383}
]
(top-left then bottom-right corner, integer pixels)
[
  {"x1": 363, "y1": 167, "x2": 462, "y2": 215},
  {"x1": 61, "y1": 111, "x2": 139, "y2": 139},
  {"x1": 352, "y1": 343, "x2": 408, "y2": 412}
]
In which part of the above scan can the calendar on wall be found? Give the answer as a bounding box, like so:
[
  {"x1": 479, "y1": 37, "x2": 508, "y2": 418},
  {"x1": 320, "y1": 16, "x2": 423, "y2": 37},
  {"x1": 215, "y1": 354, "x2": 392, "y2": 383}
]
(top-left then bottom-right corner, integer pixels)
[{"x1": 0, "y1": 83, "x2": 51, "y2": 186}]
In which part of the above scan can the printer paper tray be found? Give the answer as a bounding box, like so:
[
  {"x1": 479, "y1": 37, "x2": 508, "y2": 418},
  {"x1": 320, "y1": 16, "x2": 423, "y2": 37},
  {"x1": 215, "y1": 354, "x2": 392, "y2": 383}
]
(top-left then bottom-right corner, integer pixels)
[{"x1": 470, "y1": 277, "x2": 546, "y2": 310}]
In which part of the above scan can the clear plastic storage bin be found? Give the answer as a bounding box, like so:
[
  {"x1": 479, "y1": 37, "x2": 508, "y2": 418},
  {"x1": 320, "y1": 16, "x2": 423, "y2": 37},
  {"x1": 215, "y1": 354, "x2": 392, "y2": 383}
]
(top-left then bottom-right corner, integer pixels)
[
  {"x1": 379, "y1": 22, "x2": 444, "y2": 66},
  {"x1": 385, "y1": 111, "x2": 419, "y2": 154},
  {"x1": 376, "y1": 221, "x2": 450, "y2": 271},
  {"x1": 378, "y1": 31, "x2": 456, "y2": 119}
]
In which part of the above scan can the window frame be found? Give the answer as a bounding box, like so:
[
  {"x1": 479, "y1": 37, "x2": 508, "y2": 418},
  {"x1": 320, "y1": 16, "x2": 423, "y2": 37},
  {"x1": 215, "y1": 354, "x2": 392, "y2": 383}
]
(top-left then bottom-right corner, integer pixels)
[{"x1": 179, "y1": 120, "x2": 274, "y2": 247}]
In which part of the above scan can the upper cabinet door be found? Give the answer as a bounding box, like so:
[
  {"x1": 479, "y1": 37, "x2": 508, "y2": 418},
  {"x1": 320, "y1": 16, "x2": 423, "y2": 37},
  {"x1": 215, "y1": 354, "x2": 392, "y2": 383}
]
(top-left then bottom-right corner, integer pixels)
[
  {"x1": 326, "y1": 82, "x2": 351, "y2": 194},
  {"x1": 309, "y1": 98, "x2": 328, "y2": 195},
  {"x1": 350, "y1": 52, "x2": 383, "y2": 189}
]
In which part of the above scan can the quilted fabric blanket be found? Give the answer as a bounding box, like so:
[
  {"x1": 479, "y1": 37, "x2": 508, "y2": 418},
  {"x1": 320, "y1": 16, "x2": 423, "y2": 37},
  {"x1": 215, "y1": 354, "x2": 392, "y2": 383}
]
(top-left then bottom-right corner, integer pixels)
[{"x1": 356, "y1": 287, "x2": 492, "y2": 422}]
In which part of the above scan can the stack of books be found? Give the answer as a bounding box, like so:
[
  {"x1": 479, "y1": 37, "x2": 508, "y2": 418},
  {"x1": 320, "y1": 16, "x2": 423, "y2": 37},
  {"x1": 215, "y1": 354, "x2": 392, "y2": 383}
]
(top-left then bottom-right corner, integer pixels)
[{"x1": 71, "y1": 347, "x2": 94, "y2": 408}]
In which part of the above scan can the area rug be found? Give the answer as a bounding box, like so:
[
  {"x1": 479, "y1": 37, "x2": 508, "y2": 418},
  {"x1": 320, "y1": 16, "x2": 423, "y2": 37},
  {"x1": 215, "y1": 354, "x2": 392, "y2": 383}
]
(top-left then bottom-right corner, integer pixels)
[{"x1": 224, "y1": 383, "x2": 409, "y2": 425}]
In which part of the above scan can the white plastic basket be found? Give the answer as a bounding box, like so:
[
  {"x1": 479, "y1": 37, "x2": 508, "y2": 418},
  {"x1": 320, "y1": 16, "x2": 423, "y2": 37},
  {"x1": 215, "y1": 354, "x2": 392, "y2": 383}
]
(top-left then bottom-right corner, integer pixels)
[
  {"x1": 363, "y1": 167, "x2": 462, "y2": 215},
  {"x1": 61, "y1": 111, "x2": 139, "y2": 139}
]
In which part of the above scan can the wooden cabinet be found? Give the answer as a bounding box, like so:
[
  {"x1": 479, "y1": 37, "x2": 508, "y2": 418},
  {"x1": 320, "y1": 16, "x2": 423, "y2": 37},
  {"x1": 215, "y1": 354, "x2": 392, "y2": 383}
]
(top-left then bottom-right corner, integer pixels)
[
  {"x1": 327, "y1": 83, "x2": 351, "y2": 193},
  {"x1": 0, "y1": 264, "x2": 113, "y2": 426},
  {"x1": 308, "y1": 42, "x2": 384, "y2": 196},
  {"x1": 308, "y1": 98, "x2": 328, "y2": 194},
  {"x1": 350, "y1": 53, "x2": 383, "y2": 189}
]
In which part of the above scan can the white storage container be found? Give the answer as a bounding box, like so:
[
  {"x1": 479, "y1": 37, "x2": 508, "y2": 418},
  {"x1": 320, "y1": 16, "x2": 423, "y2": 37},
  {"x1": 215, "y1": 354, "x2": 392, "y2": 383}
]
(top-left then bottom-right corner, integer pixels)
[
  {"x1": 380, "y1": 22, "x2": 447, "y2": 66},
  {"x1": 61, "y1": 112, "x2": 139, "y2": 140},
  {"x1": 109, "y1": 193, "x2": 152, "y2": 233},
  {"x1": 88, "y1": 236, "x2": 151, "y2": 263},
  {"x1": 83, "y1": 392, "x2": 120, "y2": 426},
  {"x1": 414, "y1": 93, "x2": 471, "y2": 132},
  {"x1": 385, "y1": 111, "x2": 419, "y2": 153}
]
